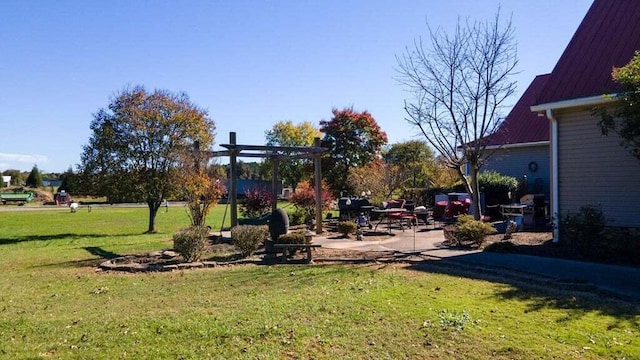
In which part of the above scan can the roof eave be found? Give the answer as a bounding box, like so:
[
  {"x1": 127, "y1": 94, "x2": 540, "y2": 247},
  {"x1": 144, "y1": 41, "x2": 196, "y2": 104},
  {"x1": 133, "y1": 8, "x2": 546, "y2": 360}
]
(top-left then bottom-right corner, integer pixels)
[
  {"x1": 484, "y1": 140, "x2": 550, "y2": 150},
  {"x1": 530, "y1": 94, "x2": 617, "y2": 112}
]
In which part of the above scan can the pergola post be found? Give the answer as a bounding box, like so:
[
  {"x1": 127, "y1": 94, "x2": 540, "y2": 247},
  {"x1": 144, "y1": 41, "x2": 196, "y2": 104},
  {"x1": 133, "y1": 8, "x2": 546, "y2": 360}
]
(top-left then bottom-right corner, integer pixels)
[
  {"x1": 229, "y1": 132, "x2": 238, "y2": 228},
  {"x1": 314, "y1": 137, "x2": 323, "y2": 234},
  {"x1": 271, "y1": 156, "x2": 279, "y2": 211}
]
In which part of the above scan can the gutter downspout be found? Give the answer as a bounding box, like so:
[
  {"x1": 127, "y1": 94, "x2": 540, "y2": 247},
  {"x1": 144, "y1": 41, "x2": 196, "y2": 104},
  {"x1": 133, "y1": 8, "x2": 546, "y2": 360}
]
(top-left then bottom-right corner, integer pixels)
[{"x1": 546, "y1": 109, "x2": 560, "y2": 243}]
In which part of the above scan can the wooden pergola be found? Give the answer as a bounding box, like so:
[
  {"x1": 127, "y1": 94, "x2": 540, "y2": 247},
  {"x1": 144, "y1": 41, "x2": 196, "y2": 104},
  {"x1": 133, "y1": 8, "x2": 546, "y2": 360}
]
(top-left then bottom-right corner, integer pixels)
[{"x1": 211, "y1": 132, "x2": 328, "y2": 234}]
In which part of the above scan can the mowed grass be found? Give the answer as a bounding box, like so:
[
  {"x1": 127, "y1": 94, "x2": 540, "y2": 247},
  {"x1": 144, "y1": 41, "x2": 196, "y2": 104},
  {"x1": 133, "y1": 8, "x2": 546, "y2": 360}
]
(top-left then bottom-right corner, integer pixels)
[{"x1": 0, "y1": 206, "x2": 638, "y2": 359}]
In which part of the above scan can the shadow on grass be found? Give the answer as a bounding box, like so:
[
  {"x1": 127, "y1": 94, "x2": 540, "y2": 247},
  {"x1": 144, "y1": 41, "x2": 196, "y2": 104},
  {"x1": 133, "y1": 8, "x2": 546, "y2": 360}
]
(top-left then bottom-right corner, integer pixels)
[
  {"x1": 84, "y1": 246, "x2": 121, "y2": 260},
  {"x1": 408, "y1": 256, "x2": 640, "y2": 328},
  {"x1": 0, "y1": 233, "x2": 140, "y2": 246},
  {"x1": 25, "y1": 246, "x2": 127, "y2": 270}
]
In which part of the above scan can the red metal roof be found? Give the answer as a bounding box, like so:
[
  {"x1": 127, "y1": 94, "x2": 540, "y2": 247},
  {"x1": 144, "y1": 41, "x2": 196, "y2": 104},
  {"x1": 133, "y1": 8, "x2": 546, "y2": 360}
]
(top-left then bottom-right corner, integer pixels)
[
  {"x1": 535, "y1": 0, "x2": 640, "y2": 105},
  {"x1": 482, "y1": 74, "x2": 550, "y2": 146}
]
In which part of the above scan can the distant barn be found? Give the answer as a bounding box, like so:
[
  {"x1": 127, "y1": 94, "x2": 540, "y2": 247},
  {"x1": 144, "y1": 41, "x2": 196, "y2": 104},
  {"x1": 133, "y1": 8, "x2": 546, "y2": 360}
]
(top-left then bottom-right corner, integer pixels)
[{"x1": 223, "y1": 179, "x2": 282, "y2": 198}]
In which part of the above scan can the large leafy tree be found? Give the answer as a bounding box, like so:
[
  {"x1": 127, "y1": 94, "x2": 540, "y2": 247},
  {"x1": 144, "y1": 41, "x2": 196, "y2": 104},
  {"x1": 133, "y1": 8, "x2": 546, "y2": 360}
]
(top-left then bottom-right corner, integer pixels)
[
  {"x1": 383, "y1": 140, "x2": 436, "y2": 189},
  {"x1": 320, "y1": 107, "x2": 388, "y2": 196},
  {"x1": 25, "y1": 164, "x2": 43, "y2": 188},
  {"x1": 396, "y1": 10, "x2": 517, "y2": 219},
  {"x1": 264, "y1": 120, "x2": 322, "y2": 190},
  {"x1": 79, "y1": 86, "x2": 215, "y2": 233},
  {"x1": 597, "y1": 50, "x2": 640, "y2": 161}
]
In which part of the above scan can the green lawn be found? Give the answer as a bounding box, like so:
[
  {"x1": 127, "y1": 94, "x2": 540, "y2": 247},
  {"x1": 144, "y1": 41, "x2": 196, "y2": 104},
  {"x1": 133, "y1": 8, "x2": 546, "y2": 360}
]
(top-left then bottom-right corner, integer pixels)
[{"x1": 0, "y1": 206, "x2": 638, "y2": 359}]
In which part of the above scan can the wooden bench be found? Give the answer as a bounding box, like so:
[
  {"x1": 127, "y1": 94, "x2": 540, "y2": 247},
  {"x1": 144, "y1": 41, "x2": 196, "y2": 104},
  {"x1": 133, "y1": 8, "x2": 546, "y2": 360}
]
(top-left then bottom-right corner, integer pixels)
[{"x1": 273, "y1": 244, "x2": 322, "y2": 264}]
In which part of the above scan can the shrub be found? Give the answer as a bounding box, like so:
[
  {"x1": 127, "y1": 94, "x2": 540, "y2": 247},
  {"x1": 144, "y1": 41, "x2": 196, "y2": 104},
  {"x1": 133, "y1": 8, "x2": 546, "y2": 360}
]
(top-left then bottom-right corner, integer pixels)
[
  {"x1": 288, "y1": 208, "x2": 306, "y2": 226},
  {"x1": 559, "y1": 204, "x2": 607, "y2": 255},
  {"x1": 602, "y1": 227, "x2": 640, "y2": 265},
  {"x1": 478, "y1": 171, "x2": 518, "y2": 205},
  {"x1": 337, "y1": 221, "x2": 357, "y2": 237},
  {"x1": 456, "y1": 214, "x2": 474, "y2": 226},
  {"x1": 231, "y1": 225, "x2": 269, "y2": 257},
  {"x1": 241, "y1": 186, "x2": 273, "y2": 218},
  {"x1": 455, "y1": 219, "x2": 496, "y2": 247},
  {"x1": 444, "y1": 216, "x2": 496, "y2": 247},
  {"x1": 289, "y1": 182, "x2": 333, "y2": 223},
  {"x1": 173, "y1": 226, "x2": 210, "y2": 262},
  {"x1": 276, "y1": 231, "x2": 310, "y2": 244}
]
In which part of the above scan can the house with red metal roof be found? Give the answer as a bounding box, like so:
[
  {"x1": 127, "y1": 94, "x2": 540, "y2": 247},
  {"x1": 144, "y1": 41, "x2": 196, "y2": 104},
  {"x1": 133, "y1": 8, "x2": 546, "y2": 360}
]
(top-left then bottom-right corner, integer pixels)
[
  {"x1": 530, "y1": 0, "x2": 640, "y2": 240},
  {"x1": 481, "y1": 74, "x2": 551, "y2": 199}
]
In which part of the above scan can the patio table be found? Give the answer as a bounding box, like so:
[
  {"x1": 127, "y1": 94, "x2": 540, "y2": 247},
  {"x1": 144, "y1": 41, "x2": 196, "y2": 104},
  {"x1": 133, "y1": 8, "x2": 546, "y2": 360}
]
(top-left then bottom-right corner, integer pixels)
[{"x1": 372, "y1": 208, "x2": 412, "y2": 234}]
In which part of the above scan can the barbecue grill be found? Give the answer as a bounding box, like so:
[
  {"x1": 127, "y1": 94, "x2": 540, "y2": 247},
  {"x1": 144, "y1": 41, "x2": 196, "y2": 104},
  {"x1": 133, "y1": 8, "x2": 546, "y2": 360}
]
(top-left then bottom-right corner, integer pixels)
[{"x1": 338, "y1": 197, "x2": 373, "y2": 220}]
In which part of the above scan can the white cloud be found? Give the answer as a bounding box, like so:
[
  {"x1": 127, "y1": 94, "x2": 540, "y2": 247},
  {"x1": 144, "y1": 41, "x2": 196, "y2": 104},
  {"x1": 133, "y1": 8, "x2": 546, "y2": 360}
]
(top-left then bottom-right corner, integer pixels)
[{"x1": 0, "y1": 153, "x2": 48, "y2": 167}]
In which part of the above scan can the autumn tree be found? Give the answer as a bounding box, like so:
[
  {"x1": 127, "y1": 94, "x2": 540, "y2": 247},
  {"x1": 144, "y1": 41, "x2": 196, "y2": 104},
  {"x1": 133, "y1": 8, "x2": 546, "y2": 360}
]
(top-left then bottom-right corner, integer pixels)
[
  {"x1": 25, "y1": 164, "x2": 43, "y2": 188},
  {"x1": 288, "y1": 181, "x2": 333, "y2": 223},
  {"x1": 383, "y1": 140, "x2": 436, "y2": 189},
  {"x1": 79, "y1": 86, "x2": 215, "y2": 233},
  {"x1": 597, "y1": 50, "x2": 640, "y2": 161},
  {"x1": 347, "y1": 159, "x2": 408, "y2": 205},
  {"x1": 397, "y1": 10, "x2": 517, "y2": 219},
  {"x1": 175, "y1": 142, "x2": 226, "y2": 227},
  {"x1": 320, "y1": 107, "x2": 388, "y2": 196},
  {"x1": 264, "y1": 120, "x2": 322, "y2": 190}
]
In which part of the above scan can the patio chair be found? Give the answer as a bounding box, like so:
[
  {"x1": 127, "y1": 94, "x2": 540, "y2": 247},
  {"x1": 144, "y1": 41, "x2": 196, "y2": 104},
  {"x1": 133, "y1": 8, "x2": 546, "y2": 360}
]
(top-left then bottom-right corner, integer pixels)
[{"x1": 385, "y1": 199, "x2": 414, "y2": 230}]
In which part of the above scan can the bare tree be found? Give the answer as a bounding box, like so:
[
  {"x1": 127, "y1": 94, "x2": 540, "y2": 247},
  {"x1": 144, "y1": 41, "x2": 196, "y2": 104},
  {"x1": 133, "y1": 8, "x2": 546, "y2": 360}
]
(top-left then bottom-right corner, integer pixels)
[{"x1": 397, "y1": 10, "x2": 517, "y2": 219}]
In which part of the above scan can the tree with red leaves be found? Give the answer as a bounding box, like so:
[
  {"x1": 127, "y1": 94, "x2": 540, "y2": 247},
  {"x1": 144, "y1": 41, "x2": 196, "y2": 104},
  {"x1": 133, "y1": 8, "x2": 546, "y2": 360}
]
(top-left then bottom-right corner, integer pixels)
[
  {"x1": 289, "y1": 181, "x2": 333, "y2": 223},
  {"x1": 320, "y1": 107, "x2": 388, "y2": 196}
]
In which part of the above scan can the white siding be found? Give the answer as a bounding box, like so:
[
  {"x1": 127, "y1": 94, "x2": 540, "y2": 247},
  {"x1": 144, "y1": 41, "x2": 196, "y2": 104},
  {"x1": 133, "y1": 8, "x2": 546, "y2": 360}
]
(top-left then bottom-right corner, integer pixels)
[{"x1": 557, "y1": 109, "x2": 640, "y2": 227}]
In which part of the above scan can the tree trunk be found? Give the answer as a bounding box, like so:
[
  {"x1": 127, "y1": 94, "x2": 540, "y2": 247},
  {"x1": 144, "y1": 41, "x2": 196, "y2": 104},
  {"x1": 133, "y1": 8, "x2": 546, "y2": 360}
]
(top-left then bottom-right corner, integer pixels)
[
  {"x1": 457, "y1": 166, "x2": 482, "y2": 221},
  {"x1": 469, "y1": 169, "x2": 482, "y2": 221},
  {"x1": 146, "y1": 201, "x2": 160, "y2": 233}
]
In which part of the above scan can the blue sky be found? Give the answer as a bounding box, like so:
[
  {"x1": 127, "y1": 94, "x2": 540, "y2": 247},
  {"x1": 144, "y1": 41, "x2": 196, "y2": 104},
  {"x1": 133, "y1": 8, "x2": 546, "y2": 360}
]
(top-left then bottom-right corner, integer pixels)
[{"x1": 0, "y1": 0, "x2": 592, "y2": 173}]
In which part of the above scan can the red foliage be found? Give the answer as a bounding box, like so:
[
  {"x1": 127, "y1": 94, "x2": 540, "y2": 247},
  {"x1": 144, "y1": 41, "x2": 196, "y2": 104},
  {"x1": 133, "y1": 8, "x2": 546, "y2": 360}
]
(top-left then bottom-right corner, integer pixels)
[
  {"x1": 241, "y1": 186, "x2": 273, "y2": 218},
  {"x1": 319, "y1": 107, "x2": 388, "y2": 195},
  {"x1": 289, "y1": 182, "x2": 333, "y2": 218}
]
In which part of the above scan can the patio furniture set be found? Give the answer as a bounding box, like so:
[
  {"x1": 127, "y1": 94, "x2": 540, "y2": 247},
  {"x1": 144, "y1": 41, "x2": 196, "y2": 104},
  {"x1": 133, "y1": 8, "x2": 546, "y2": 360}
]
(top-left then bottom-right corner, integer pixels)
[
  {"x1": 337, "y1": 191, "x2": 549, "y2": 234},
  {"x1": 337, "y1": 197, "x2": 451, "y2": 235}
]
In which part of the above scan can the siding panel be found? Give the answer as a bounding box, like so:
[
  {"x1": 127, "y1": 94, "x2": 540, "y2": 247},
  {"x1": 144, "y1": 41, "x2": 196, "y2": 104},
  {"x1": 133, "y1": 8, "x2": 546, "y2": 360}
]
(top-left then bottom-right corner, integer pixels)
[
  {"x1": 483, "y1": 146, "x2": 550, "y2": 199},
  {"x1": 557, "y1": 109, "x2": 640, "y2": 227}
]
